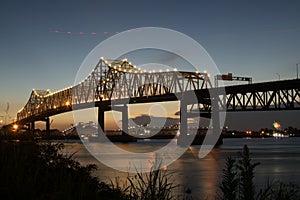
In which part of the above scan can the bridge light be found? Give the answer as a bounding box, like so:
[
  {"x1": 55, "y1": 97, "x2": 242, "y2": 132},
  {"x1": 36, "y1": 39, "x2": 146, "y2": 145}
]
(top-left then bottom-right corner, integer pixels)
[
  {"x1": 174, "y1": 68, "x2": 177, "y2": 71},
  {"x1": 65, "y1": 101, "x2": 71, "y2": 106},
  {"x1": 166, "y1": 69, "x2": 170, "y2": 72},
  {"x1": 195, "y1": 71, "x2": 199, "y2": 74},
  {"x1": 207, "y1": 73, "x2": 211, "y2": 77},
  {"x1": 159, "y1": 69, "x2": 162, "y2": 72},
  {"x1": 204, "y1": 70, "x2": 207, "y2": 73},
  {"x1": 13, "y1": 124, "x2": 18, "y2": 131}
]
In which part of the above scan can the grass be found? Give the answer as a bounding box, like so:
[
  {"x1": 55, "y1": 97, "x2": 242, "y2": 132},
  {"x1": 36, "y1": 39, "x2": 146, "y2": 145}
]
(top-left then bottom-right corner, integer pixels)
[{"x1": 124, "y1": 165, "x2": 178, "y2": 200}]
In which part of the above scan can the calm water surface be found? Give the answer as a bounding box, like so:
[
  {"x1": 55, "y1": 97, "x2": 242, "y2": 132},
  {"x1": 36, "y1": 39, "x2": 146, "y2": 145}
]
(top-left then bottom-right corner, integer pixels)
[{"x1": 63, "y1": 137, "x2": 300, "y2": 199}]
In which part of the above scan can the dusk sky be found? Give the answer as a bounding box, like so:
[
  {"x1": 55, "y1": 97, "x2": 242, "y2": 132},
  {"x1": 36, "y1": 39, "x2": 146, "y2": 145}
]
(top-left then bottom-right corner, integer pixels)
[{"x1": 0, "y1": 0, "x2": 300, "y2": 130}]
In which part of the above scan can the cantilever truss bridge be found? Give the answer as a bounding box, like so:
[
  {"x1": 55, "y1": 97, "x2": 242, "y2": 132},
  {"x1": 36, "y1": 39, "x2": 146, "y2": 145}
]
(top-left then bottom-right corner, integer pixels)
[{"x1": 16, "y1": 58, "x2": 300, "y2": 130}]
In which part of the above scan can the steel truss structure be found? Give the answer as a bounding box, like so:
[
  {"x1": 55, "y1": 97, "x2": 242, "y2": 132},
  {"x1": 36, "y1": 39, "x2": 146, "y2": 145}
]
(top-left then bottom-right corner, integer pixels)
[
  {"x1": 16, "y1": 58, "x2": 300, "y2": 124},
  {"x1": 189, "y1": 79, "x2": 300, "y2": 114},
  {"x1": 224, "y1": 79, "x2": 300, "y2": 111},
  {"x1": 17, "y1": 58, "x2": 211, "y2": 123}
]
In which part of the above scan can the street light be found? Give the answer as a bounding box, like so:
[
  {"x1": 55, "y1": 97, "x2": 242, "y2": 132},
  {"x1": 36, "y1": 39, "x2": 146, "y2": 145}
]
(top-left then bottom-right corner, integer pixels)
[{"x1": 276, "y1": 73, "x2": 280, "y2": 80}]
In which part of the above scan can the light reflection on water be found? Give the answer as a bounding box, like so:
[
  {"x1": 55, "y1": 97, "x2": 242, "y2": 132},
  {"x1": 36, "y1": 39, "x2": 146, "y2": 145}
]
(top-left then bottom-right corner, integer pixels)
[{"x1": 62, "y1": 137, "x2": 300, "y2": 199}]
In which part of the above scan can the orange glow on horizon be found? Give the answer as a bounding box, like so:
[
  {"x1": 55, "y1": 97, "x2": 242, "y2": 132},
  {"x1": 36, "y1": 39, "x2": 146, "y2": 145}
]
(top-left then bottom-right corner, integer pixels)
[{"x1": 24, "y1": 102, "x2": 181, "y2": 131}]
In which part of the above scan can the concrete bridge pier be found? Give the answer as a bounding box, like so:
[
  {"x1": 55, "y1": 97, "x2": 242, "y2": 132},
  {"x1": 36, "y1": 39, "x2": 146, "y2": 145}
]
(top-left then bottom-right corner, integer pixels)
[
  {"x1": 211, "y1": 97, "x2": 222, "y2": 145},
  {"x1": 111, "y1": 104, "x2": 129, "y2": 135},
  {"x1": 30, "y1": 121, "x2": 35, "y2": 131},
  {"x1": 177, "y1": 97, "x2": 222, "y2": 146},
  {"x1": 108, "y1": 104, "x2": 136, "y2": 142},
  {"x1": 121, "y1": 104, "x2": 128, "y2": 136},
  {"x1": 45, "y1": 117, "x2": 50, "y2": 134},
  {"x1": 98, "y1": 107, "x2": 105, "y2": 133},
  {"x1": 177, "y1": 99, "x2": 189, "y2": 147}
]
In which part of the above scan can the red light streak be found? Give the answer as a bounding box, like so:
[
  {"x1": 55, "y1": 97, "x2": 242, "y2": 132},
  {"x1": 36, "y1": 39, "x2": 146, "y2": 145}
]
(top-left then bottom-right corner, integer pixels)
[{"x1": 50, "y1": 29, "x2": 119, "y2": 36}]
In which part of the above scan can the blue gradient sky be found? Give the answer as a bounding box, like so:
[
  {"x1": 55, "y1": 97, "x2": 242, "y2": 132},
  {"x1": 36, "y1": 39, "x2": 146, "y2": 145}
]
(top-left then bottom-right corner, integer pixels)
[{"x1": 0, "y1": 0, "x2": 299, "y2": 130}]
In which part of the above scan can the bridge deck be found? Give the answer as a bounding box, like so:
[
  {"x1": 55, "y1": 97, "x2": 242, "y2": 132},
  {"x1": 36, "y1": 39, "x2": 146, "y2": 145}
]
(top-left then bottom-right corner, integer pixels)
[{"x1": 17, "y1": 79, "x2": 300, "y2": 125}]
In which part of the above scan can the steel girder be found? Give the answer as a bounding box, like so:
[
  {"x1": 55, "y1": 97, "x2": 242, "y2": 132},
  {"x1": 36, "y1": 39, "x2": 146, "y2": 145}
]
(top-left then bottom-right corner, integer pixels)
[
  {"x1": 221, "y1": 79, "x2": 300, "y2": 111},
  {"x1": 17, "y1": 58, "x2": 211, "y2": 122}
]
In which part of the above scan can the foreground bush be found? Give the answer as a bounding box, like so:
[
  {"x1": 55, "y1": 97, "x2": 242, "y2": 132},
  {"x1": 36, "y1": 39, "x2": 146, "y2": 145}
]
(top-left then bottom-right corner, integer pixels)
[
  {"x1": 0, "y1": 141, "x2": 126, "y2": 200},
  {"x1": 219, "y1": 145, "x2": 300, "y2": 200},
  {"x1": 0, "y1": 140, "x2": 179, "y2": 200}
]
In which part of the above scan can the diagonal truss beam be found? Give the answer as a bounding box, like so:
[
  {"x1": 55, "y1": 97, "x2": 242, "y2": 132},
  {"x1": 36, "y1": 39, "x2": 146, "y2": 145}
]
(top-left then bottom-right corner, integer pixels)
[{"x1": 17, "y1": 58, "x2": 211, "y2": 122}]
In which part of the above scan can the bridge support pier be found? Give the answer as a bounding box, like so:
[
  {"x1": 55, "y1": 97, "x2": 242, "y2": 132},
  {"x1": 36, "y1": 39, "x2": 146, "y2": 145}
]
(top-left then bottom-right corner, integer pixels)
[
  {"x1": 112, "y1": 104, "x2": 129, "y2": 135},
  {"x1": 178, "y1": 99, "x2": 189, "y2": 147},
  {"x1": 107, "y1": 104, "x2": 136, "y2": 142},
  {"x1": 45, "y1": 117, "x2": 50, "y2": 134},
  {"x1": 121, "y1": 104, "x2": 128, "y2": 136},
  {"x1": 30, "y1": 121, "x2": 35, "y2": 131},
  {"x1": 98, "y1": 107, "x2": 105, "y2": 133},
  {"x1": 211, "y1": 98, "x2": 222, "y2": 144}
]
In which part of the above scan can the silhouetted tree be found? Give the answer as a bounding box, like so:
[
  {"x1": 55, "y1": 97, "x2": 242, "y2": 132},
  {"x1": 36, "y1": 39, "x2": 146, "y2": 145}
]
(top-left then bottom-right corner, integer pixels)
[
  {"x1": 220, "y1": 156, "x2": 238, "y2": 200},
  {"x1": 237, "y1": 145, "x2": 260, "y2": 200}
]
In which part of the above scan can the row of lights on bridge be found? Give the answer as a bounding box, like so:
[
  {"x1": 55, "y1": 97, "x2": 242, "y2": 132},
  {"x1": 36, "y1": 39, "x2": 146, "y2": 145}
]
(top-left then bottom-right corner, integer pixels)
[
  {"x1": 17, "y1": 88, "x2": 73, "y2": 114},
  {"x1": 18, "y1": 100, "x2": 71, "y2": 118},
  {"x1": 31, "y1": 88, "x2": 73, "y2": 99},
  {"x1": 100, "y1": 57, "x2": 197, "y2": 74},
  {"x1": 82, "y1": 57, "x2": 210, "y2": 86},
  {"x1": 18, "y1": 57, "x2": 211, "y2": 116}
]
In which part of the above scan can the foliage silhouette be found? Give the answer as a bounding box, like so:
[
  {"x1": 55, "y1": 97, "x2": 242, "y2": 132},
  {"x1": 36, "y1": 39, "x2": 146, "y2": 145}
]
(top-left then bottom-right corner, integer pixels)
[{"x1": 219, "y1": 156, "x2": 238, "y2": 200}]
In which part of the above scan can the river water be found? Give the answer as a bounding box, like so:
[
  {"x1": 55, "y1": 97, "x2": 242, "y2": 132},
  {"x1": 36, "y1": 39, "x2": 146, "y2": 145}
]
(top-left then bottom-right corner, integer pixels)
[{"x1": 62, "y1": 137, "x2": 300, "y2": 199}]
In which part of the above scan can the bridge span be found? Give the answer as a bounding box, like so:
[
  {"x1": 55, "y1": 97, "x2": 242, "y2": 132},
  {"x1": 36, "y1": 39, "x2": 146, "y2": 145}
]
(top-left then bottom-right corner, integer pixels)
[{"x1": 14, "y1": 58, "x2": 300, "y2": 141}]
